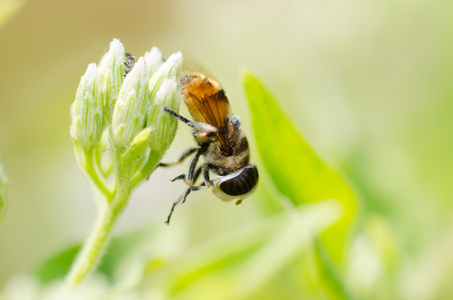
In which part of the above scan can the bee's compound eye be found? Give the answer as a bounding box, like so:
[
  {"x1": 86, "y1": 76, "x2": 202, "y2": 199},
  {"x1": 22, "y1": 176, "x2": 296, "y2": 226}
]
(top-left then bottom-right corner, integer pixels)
[{"x1": 212, "y1": 165, "x2": 259, "y2": 202}]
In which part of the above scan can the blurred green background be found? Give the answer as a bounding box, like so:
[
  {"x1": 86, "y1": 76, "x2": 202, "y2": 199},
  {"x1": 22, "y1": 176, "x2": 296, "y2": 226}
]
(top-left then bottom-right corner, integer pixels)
[{"x1": 1, "y1": 0, "x2": 453, "y2": 298}]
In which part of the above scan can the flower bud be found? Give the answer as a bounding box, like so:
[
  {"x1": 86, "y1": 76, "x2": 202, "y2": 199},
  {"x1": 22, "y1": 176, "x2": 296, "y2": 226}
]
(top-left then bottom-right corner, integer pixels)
[
  {"x1": 148, "y1": 51, "x2": 183, "y2": 100},
  {"x1": 111, "y1": 57, "x2": 149, "y2": 148},
  {"x1": 70, "y1": 63, "x2": 105, "y2": 148},
  {"x1": 146, "y1": 52, "x2": 182, "y2": 152},
  {"x1": 148, "y1": 78, "x2": 181, "y2": 152},
  {"x1": 97, "y1": 39, "x2": 126, "y2": 121},
  {"x1": 144, "y1": 47, "x2": 164, "y2": 78}
]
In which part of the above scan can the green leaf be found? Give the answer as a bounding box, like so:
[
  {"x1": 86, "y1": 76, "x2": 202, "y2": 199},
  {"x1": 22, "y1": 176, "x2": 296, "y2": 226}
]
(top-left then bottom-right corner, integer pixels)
[
  {"x1": 153, "y1": 201, "x2": 342, "y2": 300},
  {"x1": 34, "y1": 245, "x2": 81, "y2": 284},
  {"x1": 242, "y1": 70, "x2": 357, "y2": 263}
]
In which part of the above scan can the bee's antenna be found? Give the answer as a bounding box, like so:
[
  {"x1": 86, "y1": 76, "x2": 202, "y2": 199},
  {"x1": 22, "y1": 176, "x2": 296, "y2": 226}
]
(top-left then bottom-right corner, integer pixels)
[
  {"x1": 163, "y1": 107, "x2": 217, "y2": 133},
  {"x1": 163, "y1": 107, "x2": 192, "y2": 124}
]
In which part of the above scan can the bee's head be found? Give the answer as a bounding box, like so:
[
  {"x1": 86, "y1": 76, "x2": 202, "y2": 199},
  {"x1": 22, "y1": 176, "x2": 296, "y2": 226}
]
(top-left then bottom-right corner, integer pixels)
[{"x1": 211, "y1": 164, "x2": 258, "y2": 203}]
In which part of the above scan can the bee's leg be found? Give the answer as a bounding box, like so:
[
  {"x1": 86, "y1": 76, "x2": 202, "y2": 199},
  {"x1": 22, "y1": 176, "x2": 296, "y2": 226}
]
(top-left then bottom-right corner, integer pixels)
[
  {"x1": 186, "y1": 148, "x2": 203, "y2": 186},
  {"x1": 165, "y1": 149, "x2": 204, "y2": 224},
  {"x1": 180, "y1": 165, "x2": 208, "y2": 205},
  {"x1": 158, "y1": 147, "x2": 199, "y2": 168},
  {"x1": 165, "y1": 184, "x2": 207, "y2": 224},
  {"x1": 170, "y1": 174, "x2": 186, "y2": 182},
  {"x1": 202, "y1": 164, "x2": 212, "y2": 188},
  {"x1": 170, "y1": 166, "x2": 202, "y2": 183}
]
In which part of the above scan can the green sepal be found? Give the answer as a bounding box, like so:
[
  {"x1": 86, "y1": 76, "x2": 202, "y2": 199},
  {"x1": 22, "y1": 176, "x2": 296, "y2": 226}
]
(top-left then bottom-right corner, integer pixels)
[{"x1": 121, "y1": 127, "x2": 152, "y2": 171}]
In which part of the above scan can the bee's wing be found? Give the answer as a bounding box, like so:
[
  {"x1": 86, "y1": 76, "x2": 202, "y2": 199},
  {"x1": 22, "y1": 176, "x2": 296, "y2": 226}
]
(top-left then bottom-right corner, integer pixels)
[
  {"x1": 184, "y1": 89, "x2": 231, "y2": 129},
  {"x1": 182, "y1": 73, "x2": 231, "y2": 129}
]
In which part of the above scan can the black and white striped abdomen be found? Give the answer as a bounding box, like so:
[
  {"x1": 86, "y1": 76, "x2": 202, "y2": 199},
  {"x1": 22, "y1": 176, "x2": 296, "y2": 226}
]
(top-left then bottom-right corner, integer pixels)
[{"x1": 212, "y1": 164, "x2": 259, "y2": 202}]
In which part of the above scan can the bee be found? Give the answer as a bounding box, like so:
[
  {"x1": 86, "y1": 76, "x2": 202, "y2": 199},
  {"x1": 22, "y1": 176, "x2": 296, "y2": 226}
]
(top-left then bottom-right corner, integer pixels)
[{"x1": 160, "y1": 72, "x2": 259, "y2": 224}]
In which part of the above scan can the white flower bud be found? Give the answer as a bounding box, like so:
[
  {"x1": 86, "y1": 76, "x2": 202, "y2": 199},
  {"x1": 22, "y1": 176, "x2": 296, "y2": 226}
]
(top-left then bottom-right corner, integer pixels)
[
  {"x1": 111, "y1": 57, "x2": 149, "y2": 147},
  {"x1": 144, "y1": 47, "x2": 164, "y2": 77},
  {"x1": 70, "y1": 64, "x2": 105, "y2": 148},
  {"x1": 97, "y1": 39, "x2": 126, "y2": 121},
  {"x1": 148, "y1": 51, "x2": 183, "y2": 100},
  {"x1": 148, "y1": 79, "x2": 180, "y2": 151}
]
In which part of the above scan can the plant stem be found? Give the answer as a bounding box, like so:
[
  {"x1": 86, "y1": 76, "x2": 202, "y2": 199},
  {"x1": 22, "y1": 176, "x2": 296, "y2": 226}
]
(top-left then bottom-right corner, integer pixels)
[
  {"x1": 74, "y1": 146, "x2": 112, "y2": 198},
  {"x1": 66, "y1": 189, "x2": 128, "y2": 285}
]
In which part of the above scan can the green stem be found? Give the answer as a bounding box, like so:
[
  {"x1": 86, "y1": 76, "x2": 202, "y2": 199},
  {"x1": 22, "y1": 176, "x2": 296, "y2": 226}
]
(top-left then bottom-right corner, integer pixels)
[
  {"x1": 65, "y1": 188, "x2": 129, "y2": 285},
  {"x1": 84, "y1": 148, "x2": 113, "y2": 198},
  {"x1": 94, "y1": 146, "x2": 112, "y2": 178},
  {"x1": 74, "y1": 146, "x2": 112, "y2": 198},
  {"x1": 67, "y1": 142, "x2": 156, "y2": 285}
]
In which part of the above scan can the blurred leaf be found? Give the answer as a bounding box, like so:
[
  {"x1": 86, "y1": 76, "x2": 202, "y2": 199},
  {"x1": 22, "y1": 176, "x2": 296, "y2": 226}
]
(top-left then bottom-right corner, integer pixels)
[
  {"x1": 402, "y1": 220, "x2": 453, "y2": 300},
  {"x1": 152, "y1": 201, "x2": 342, "y2": 300},
  {"x1": 0, "y1": 163, "x2": 7, "y2": 221},
  {"x1": 346, "y1": 215, "x2": 400, "y2": 300},
  {"x1": 34, "y1": 245, "x2": 81, "y2": 284},
  {"x1": 242, "y1": 70, "x2": 357, "y2": 263},
  {"x1": 0, "y1": 0, "x2": 24, "y2": 30},
  {"x1": 34, "y1": 227, "x2": 155, "y2": 284},
  {"x1": 315, "y1": 239, "x2": 354, "y2": 300}
]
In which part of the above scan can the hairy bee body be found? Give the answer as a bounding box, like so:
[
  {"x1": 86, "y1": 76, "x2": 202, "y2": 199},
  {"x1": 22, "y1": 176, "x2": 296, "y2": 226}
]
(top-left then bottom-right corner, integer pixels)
[{"x1": 161, "y1": 72, "x2": 258, "y2": 223}]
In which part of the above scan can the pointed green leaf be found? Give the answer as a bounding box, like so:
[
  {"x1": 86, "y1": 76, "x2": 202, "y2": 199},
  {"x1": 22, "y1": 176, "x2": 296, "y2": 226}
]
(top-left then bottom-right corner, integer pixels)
[{"x1": 242, "y1": 70, "x2": 357, "y2": 263}]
